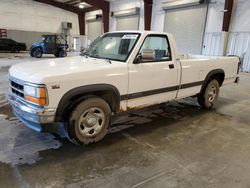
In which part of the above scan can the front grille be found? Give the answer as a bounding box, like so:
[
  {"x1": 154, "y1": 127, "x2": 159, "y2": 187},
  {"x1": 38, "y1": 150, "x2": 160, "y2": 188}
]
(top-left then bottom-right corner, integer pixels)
[{"x1": 10, "y1": 79, "x2": 24, "y2": 98}]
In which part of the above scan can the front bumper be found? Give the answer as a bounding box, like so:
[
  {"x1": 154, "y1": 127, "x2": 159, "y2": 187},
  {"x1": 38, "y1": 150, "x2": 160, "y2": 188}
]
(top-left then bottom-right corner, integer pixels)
[{"x1": 8, "y1": 94, "x2": 58, "y2": 132}]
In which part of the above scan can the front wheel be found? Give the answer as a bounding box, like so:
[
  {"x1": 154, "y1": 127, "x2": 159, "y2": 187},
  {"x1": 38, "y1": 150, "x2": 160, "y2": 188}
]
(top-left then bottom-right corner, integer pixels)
[
  {"x1": 198, "y1": 79, "x2": 220, "y2": 109},
  {"x1": 66, "y1": 98, "x2": 111, "y2": 145},
  {"x1": 34, "y1": 48, "x2": 43, "y2": 58},
  {"x1": 11, "y1": 47, "x2": 17, "y2": 53}
]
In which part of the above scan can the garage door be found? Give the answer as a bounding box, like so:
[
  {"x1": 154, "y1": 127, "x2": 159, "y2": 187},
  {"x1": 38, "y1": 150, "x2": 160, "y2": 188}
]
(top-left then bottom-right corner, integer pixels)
[
  {"x1": 164, "y1": 4, "x2": 207, "y2": 54},
  {"x1": 88, "y1": 20, "x2": 102, "y2": 43},
  {"x1": 116, "y1": 15, "x2": 139, "y2": 31}
]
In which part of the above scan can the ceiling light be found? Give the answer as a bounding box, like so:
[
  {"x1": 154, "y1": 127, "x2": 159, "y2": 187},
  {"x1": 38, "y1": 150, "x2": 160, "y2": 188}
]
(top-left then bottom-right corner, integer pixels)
[{"x1": 79, "y1": 4, "x2": 85, "y2": 9}]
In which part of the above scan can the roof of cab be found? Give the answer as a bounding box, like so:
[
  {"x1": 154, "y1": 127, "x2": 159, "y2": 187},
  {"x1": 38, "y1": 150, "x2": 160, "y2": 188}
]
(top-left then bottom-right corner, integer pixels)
[{"x1": 106, "y1": 30, "x2": 170, "y2": 36}]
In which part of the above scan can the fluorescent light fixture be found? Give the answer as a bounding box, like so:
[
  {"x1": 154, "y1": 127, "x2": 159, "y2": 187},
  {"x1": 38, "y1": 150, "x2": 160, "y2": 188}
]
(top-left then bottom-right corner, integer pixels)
[{"x1": 79, "y1": 4, "x2": 85, "y2": 9}]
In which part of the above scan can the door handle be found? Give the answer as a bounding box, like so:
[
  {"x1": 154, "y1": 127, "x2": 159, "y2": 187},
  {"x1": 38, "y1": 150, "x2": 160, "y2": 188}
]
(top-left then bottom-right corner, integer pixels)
[{"x1": 169, "y1": 64, "x2": 175, "y2": 69}]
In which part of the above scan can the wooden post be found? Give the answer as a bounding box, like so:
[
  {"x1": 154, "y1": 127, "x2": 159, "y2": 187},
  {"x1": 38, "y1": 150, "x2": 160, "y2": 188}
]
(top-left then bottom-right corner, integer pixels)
[
  {"x1": 222, "y1": 0, "x2": 234, "y2": 55},
  {"x1": 144, "y1": 0, "x2": 153, "y2": 30},
  {"x1": 78, "y1": 12, "x2": 85, "y2": 35}
]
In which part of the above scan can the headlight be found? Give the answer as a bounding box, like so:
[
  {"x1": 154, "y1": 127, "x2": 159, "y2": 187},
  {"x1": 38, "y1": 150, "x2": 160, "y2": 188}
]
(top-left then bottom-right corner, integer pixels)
[{"x1": 24, "y1": 85, "x2": 48, "y2": 106}]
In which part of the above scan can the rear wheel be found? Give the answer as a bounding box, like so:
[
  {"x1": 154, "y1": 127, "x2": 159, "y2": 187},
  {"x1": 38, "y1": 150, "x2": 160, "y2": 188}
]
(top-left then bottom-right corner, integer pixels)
[
  {"x1": 34, "y1": 48, "x2": 43, "y2": 58},
  {"x1": 66, "y1": 98, "x2": 111, "y2": 145},
  {"x1": 59, "y1": 50, "x2": 67, "y2": 57},
  {"x1": 198, "y1": 79, "x2": 220, "y2": 109},
  {"x1": 11, "y1": 47, "x2": 17, "y2": 53}
]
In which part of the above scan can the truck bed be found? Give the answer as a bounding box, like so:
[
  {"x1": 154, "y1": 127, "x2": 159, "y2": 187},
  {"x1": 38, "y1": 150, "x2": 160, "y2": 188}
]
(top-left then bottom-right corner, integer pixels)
[
  {"x1": 179, "y1": 54, "x2": 235, "y2": 61},
  {"x1": 175, "y1": 53, "x2": 239, "y2": 99}
]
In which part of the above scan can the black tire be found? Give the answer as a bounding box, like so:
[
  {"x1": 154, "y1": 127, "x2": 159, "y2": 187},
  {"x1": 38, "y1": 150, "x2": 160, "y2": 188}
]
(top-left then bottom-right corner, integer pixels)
[
  {"x1": 66, "y1": 98, "x2": 111, "y2": 145},
  {"x1": 198, "y1": 79, "x2": 220, "y2": 109},
  {"x1": 16, "y1": 47, "x2": 21, "y2": 53},
  {"x1": 54, "y1": 52, "x2": 59, "y2": 57},
  {"x1": 59, "y1": 50, "x2": 67, "y2": 57},
  {"x1": 11, "y1": 47, "x2": 17, "y2": 53},
  {"x1": 34, "y1": 48, "x2": 43, "y2": 58}
]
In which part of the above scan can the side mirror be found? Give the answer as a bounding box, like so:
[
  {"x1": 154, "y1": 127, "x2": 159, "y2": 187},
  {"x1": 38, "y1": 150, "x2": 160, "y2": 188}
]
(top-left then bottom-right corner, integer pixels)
[
  {"x1": 141, "y1": 49, "x2": 155, "y2": 61},
  {"x1": 134, "y1": 49, "x2": 155, "y2": 64},
  {"x1": 133, "y1": 54, "x2": 142, "y2": 64}
]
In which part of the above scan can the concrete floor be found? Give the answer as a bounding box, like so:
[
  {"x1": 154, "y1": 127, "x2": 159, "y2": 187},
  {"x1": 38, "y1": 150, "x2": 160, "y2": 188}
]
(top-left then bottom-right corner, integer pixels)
[{"x1": 0, "y1": 52, "x2": 250, "y2": 188}]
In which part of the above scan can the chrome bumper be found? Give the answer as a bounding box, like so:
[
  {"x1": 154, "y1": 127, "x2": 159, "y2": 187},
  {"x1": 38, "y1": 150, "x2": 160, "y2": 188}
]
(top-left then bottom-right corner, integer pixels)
[{"x1": 8, "y1": 94, "x2": 58, "y2": 132}]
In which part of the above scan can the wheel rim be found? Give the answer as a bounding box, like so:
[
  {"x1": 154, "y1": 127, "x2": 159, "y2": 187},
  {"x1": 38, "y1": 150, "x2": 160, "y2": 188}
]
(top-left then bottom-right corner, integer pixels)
[
  {"x1": 78, "y1": 107, "x2": 105, "y2": 137},
  {"x1": 207, "y1": 85, "x2": 217, "y2": 103},
  {"x1": 36, "y1": 50, "x2": 41, "y2": 57}
]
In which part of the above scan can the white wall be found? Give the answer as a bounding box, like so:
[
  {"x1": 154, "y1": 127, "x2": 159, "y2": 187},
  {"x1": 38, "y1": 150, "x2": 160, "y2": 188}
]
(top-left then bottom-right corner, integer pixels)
[
  {"x1": 202, "y1": 0, "x2": 225, "y2": 56},
  {"x1": 202, "y1": 0, "x2": 250, "y2": 72},
  {"x1": 230, "y1": 0, "x2": 250, "y2": 32},
  {"x1": 109, "y1": 0, "x2": 144, "y2": 31},
  {"x1": 151, "y1": 0, "x2": 165, "y2": 32},
  {"x1": 205, "y1": 0, "x2": 225, "y2": 33},
  {"x1": 0, "y1": 0, "x2": 79, "y2": 35}
]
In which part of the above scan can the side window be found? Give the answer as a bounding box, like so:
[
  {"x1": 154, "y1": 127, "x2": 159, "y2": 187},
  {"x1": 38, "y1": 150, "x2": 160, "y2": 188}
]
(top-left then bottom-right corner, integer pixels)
[
  {"x1": 6, "y1": 39, "x2": 13, "y2": 44},
  {"x1": 51, "y1": 36, "x2": 56, "y2": 43},
  {"x1": 139, "y1": 35, "x2": 171, "y2": 62},
  {"x1": 45, "y1": 36, "x2": 55, "y2": 43},
  {"x1": 1, "y1": 39, "x2": 7, "y2": 44}
]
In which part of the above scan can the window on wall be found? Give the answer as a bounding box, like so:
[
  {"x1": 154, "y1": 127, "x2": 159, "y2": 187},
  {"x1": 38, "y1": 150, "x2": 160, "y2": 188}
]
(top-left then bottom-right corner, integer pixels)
[{"x1": 139, "y1": 35, "x2": 171, "y2": 62}]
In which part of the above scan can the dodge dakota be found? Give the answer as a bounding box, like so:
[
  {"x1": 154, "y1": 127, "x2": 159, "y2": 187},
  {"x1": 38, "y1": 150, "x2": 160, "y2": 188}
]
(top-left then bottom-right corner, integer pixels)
[{"x1": 8, "y1": 31, "x2": 240, "y2": 145}]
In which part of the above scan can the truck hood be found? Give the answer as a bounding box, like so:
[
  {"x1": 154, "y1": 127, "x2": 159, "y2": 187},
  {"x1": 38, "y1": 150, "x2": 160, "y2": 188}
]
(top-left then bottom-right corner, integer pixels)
[
  {"x1": 31, "y1": 42, "x2": 44, "y2": 47},
  {"x1": 9, "y1": 56, "x2": 116, "y2": 83}
]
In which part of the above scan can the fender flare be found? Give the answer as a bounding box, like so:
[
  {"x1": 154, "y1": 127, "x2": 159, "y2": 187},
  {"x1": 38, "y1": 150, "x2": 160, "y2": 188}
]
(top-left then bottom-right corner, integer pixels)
[
  {"x1": 55, "y1": 84, "x2": 121, "y2": 122},
  {"x1": 32, "y1": 46, "x2": 43, "y2": 52},
  {"x1": 200, "y1": 69, "x2": 225, "y2": 93}
]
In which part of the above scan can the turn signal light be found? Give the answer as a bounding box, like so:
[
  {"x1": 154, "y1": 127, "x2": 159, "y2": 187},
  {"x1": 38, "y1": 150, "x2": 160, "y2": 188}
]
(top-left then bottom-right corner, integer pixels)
[{"x1": 25, "y1": 96, "x2": 47, "y2": 106}]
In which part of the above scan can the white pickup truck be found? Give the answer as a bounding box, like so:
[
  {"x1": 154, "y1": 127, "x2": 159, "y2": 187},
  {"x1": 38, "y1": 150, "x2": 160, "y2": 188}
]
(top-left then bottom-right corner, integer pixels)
[{"x1": 8, "y1": 31, "x2": 240, "y2": 145}]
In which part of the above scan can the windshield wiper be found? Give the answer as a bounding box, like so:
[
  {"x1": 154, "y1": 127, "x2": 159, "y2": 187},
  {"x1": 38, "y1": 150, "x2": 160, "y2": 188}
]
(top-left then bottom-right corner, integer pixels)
[
  {"x1": 82, "y1": 53, "x2": 89, "y2": 58},
  {"x1": 104, "y1": 59, "x2": 112, "y2": 64},
  {"x1": 91, "y1": 55, "x2": 112, "y2": 64}
]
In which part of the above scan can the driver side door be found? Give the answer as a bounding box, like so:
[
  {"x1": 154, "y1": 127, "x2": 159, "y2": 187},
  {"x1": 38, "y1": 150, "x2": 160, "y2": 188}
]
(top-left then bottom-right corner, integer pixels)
[
  {"x1": 44, "y1": 36, "x2": 56, "y2": 54},
  {"x1": 127, "y1": 35, "x2": 179, "y2": 109}
]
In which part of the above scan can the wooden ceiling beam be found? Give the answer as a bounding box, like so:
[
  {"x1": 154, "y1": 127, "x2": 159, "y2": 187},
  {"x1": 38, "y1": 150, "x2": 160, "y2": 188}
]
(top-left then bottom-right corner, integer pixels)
[
  {"x1": 80, "y1": 0, "x2": 109, "y2": 11},
  {"x1": 65, "y1": 0, "x2": 79, "y2": 4}
]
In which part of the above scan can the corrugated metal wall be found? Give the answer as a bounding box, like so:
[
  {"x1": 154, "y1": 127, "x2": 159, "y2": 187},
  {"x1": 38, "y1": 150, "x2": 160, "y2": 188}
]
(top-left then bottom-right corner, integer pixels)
[
  {"x1": 202, "y1": 32, "x2": 250, "y2": 72},
  {"x1": 202, "y1": 32, "x2": 222, "y2": 56},
  {"x1": 227, "y1": 32, "x2": 250, "y2": 72}
]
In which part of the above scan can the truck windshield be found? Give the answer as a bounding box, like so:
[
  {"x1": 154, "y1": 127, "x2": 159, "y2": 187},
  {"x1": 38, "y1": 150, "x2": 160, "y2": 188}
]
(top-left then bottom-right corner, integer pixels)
[{"x1": 82, "y1": 33, "x2": 140, "y2": 62}]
